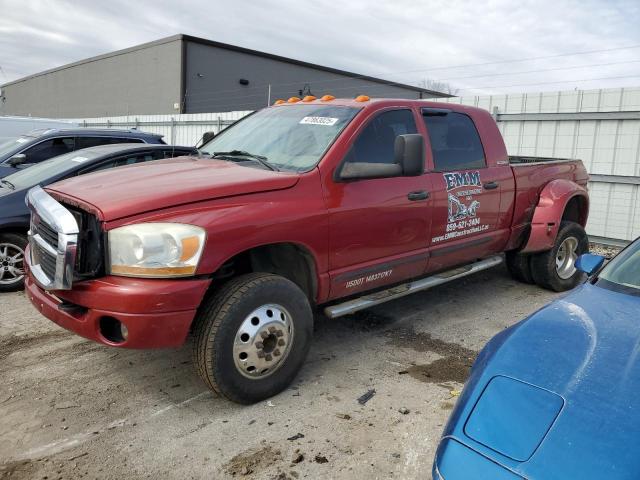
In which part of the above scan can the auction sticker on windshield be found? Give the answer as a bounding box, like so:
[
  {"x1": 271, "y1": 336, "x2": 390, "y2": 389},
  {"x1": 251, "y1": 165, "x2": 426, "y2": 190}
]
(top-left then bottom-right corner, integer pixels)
[{"x1": 299, "y1": 117, "x2": 339, "y2": 126}]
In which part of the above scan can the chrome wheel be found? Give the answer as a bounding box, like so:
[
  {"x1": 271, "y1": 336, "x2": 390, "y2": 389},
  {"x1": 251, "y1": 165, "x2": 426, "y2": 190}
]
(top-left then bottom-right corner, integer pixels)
[
  {"x1": 233, "y1": 304, "x2": 294, "y2": 379},
  {"x1": 0, "y1": 242, "x2": 25, "y2": 286},
  {"x1": 556, "y1": 236, "x2": 578, "y2": 280}
]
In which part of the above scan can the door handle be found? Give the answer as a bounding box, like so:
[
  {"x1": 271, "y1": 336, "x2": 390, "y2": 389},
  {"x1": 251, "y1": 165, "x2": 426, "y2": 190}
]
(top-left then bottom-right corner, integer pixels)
[
  {"x1": 407, "y1": 190, "x2": 430, "y2": 201},
  {"x1": 483, "y1": 181, "x2": 499, "y2": 190}
]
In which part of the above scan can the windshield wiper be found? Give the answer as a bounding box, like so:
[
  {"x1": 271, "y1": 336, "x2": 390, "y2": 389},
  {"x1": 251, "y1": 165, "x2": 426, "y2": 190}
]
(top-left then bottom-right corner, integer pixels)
[
  {"x1": 0, "y1": 179, "x2": 15, "y2": 190},
  {"x1": 212, "y1": 150, "x2": 279, "y2": 171}
]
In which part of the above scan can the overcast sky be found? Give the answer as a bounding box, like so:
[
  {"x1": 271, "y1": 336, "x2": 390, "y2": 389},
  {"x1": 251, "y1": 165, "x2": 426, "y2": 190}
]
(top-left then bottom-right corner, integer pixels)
[{"x1": 1, "y1": 0, "x2": 639, "y2": 96}]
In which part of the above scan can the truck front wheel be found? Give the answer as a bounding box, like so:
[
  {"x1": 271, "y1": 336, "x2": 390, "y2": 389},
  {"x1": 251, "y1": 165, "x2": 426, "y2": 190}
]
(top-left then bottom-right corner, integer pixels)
[
  {"x1": 530, "y1": 221, "x2": 588, "y2": 292},
  {"x1": 193, "y1": 273, "x2": 313, "y2": 404}
]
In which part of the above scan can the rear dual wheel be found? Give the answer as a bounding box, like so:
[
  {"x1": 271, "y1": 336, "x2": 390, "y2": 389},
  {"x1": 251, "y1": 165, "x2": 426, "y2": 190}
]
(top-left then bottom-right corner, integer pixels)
[
  {"x1": 193, "y1": 273, "x2": 313, "y2": 404},
  {"x1": 507, "y1": 221, "x2": 588, "y2": 292},
  {"x1": 505, "y1": 250, "x2": 535, "y2": 284},
  {"x1": 530, "y1": 222, "x2": 588, "y2": 292}
]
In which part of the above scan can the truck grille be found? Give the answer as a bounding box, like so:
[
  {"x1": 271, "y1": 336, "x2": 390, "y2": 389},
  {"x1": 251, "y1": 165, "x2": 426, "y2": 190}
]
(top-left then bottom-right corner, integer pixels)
[
  {"x1": 26, "y1": 186, "x2": 80, "y2": 290},
  {"x1": 31, "y1": 234, "x2": 58, "y2": 280},
  {"x1": 35, "y1": 220, "x2": 59, "y2": 247}
]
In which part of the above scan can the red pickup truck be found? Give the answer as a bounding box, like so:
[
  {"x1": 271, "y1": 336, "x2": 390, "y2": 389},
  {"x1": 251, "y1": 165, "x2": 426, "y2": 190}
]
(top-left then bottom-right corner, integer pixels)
[{"x1": 24, "y1": 97, "x2": 589, "y2": 403}]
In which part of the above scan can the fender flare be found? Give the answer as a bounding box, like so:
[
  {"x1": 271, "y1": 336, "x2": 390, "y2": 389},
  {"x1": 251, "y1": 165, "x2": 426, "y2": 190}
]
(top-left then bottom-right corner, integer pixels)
[{"x1": 520, "y1": 179, "x2": 589, "y2": 254}]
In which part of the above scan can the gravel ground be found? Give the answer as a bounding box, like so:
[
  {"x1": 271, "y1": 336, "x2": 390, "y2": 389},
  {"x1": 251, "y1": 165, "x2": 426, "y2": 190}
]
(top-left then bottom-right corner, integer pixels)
[
  {"x1": 589, "y1": 242, "x2": 622, "y2": 259},
  {"x1": 0, "y1": 264, "x2": 561, "y2": 480}
]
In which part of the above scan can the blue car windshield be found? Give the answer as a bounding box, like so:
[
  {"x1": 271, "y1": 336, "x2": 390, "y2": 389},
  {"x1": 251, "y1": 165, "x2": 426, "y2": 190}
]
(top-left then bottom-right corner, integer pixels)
[{"x1": 598, "y1": 239, "x2": 640, "y2": 292}]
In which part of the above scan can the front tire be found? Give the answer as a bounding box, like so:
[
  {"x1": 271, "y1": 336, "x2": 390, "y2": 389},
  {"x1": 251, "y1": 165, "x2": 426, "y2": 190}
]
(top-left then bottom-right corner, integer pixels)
[
  {"x1": 0, "y1": 233, "x2": 27, "y2": 292},
  {"x1": 530, "y1": 221, "x2": 588, "y2": 292},
  {"x1": 193, "y1": 273, "x2": 313, "y2": 404}
]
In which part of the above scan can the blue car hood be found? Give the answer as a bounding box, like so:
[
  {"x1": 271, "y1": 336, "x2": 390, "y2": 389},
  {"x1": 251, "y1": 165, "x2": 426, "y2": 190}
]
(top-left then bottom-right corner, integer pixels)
[{"x1": 446, "y1": 282, "x2": 640, "y2": 479}]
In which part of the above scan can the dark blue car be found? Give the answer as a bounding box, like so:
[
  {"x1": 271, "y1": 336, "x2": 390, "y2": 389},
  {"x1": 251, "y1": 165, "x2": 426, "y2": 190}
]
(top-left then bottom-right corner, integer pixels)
[
  {"x1": 433, "y1": 239, "x2": 640, "y2": 479},
  {"x1": 0, "y1": 143, "x2": 196, "y2": 292},
  {"x1": 0, "y1": 128, "x2": 166, "y2": 178}
]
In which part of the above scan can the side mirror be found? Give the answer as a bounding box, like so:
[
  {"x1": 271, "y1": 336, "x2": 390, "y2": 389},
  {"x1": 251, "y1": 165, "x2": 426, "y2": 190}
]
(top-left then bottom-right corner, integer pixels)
[
  {"x1": 395, "y1": 134, "x2": 424, "y2": 176},
  {"x1": 7, "y1": 154, "x2": 27, "y2": 167},
  {"x1": 201, "y1": 131, "x2": 216, "y2": 144},
  {"x1": 576, "y1": 253, "x2": 605, "y2": 276}
]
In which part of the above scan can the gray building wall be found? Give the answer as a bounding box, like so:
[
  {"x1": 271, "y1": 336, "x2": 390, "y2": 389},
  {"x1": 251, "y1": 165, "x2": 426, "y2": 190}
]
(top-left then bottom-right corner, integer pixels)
[
  {"x1": 0, "y1": 37, "x2": 182, "y2": 118},
  {"x1": 0, "y1": 34, "x2": 444, "y2": 118},
  {"x1": 183, "y1": 40, "x2": 428, "y2": 113}
]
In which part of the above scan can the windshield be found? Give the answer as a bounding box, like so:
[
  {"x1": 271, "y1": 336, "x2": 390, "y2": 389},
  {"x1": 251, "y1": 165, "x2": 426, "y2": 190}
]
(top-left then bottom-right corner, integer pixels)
[
  {"x1": 2, "y1": 149, "x2": 100, "y2": 190},
  {"x1": 0, "y1": 136, "x2": 34, "y2": 159},
  {"x1": 200, "y1": 105, "x2": 360, "y2": 172},
  {"x1": 597, "y1": 238, "x2": 640, "y2": 293}
]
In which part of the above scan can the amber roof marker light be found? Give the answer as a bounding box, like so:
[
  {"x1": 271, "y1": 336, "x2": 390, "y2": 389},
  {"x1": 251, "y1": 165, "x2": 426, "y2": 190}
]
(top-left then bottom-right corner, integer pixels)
[
  {"x1": 288, "y1": 96, "x2": 301, "y2": 103},
  {"x1": 302, "y1": 95, "x2": 317, "y2": 102},
  {"x1": 355, "y1": 95, "x2": 370, "y2": 102},
  {"x1": 273, "y1": 99, "x2": 285, "y2": 105},
  {"x1": 320, "y1": 95, "x2": 335, "y2": 101}
]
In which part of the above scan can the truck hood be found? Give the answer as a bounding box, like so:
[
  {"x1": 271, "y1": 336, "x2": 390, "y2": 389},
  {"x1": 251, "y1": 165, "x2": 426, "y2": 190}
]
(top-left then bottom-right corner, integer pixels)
[{"x1": 45, "y1": 156, "x2": 300, "y2": 221}]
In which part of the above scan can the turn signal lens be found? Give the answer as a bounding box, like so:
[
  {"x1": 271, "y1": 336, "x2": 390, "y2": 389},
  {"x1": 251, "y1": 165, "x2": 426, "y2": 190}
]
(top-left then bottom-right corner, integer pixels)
[
  {"x1": 321, "y1": 95, "x2": 335, "y2": 101},
  {"x1": 179, "y1": 236, "x2": 201, "y2": 262},
  {"x1": 288, "y1": 96, "x2": 301, "y2": 103},
  {"x1": 274, "y1": 99, "x2": 285, "y2": 105},
  {"x1": 355, "y1": 95, "x2": 370, "y2": 102},
  {"x1": 302, "y1": 95, "x2": 316, "y2": 102}
]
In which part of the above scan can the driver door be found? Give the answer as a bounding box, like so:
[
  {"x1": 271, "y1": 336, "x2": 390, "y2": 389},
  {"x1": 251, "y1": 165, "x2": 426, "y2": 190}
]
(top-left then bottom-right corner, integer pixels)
[{"x1": 322, "y1": 108, "x2": 434, "y2": 300}]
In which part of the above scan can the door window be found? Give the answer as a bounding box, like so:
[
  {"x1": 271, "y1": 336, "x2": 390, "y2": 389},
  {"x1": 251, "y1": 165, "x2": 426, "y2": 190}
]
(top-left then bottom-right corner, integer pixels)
[
  {"x1": 23, "y1": 137, "x2": 75, "y2": 163},
  {"x1": 345, "y1": 109, "x2": 417, "y2": 165},
  {"x1": 422, "y1": 111, "x2": 485, "y2": 171},
  {"x1": 75, "y1": 137, "x2": 143, "y2": 149},
  {"x1": 80, "y1": 153, "x2": 152, "y2": 174}
]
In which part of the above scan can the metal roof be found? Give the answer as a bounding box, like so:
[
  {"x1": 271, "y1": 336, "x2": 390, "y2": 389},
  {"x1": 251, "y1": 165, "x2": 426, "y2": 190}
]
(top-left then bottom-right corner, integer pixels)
[{"x1": 1, "y1": 34, "x2": 450, "y2": 98}]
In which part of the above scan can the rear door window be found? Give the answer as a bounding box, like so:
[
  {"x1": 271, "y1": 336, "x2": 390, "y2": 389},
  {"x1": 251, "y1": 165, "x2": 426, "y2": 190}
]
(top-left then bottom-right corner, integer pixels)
[
  {"x1": 80, "y1": 151, "x2": 157, "y2": 174},
  {"x1": 78, "y1": 149, "x2": 191, "y2": 175},
  {"x1": 421, "y1": 111, "x2": 485, "y2": 171},
  {"x1": 75, "y1": 137, "x2": 144, "y2": 149},
  {"x1": 23, "y1": 137, "x2": 75, "y2": 164},
  {"x1": 115, "y1": 153, "x2": 155, "y2": 166},
  {"x1": 157, "y1": 148, "x2": 193, "y2": 159}
]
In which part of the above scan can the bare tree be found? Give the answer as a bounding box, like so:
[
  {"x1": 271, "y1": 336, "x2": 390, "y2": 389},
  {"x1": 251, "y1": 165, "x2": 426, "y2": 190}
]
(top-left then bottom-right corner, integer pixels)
[{"x1": 419, "y1": 79, "x2": 459, "y2": 96}]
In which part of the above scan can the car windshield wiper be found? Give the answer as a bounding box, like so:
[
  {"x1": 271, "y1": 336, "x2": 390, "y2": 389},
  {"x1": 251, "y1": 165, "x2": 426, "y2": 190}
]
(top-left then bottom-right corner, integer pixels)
[
  {"x1": 0, "y1": 179, "x2": 15, "y2": 190},
  {"x1": 212, "y1": 150, "x2": 279, "y2": 171}
]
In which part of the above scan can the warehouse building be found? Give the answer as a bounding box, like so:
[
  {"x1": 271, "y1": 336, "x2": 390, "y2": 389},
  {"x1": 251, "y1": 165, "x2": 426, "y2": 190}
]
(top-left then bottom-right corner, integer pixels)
[{"x1": 0, "y1": 34, "x2": 447, "y2": 118}]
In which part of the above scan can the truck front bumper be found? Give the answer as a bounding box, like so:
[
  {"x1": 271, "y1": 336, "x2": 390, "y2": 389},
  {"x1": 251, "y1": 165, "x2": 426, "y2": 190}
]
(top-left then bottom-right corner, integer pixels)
[{"x1": 25, "y1": 270, "x2": 211, "y2": 349}]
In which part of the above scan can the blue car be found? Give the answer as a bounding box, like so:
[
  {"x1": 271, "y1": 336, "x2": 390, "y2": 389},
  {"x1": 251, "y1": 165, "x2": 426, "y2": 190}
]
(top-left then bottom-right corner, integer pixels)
[
  {"x1": 433, "y1": 239, "x2": 640, "y2": 480},
  {"x1": 0, "y1": 128, "x2": 166, "y2": 178}
]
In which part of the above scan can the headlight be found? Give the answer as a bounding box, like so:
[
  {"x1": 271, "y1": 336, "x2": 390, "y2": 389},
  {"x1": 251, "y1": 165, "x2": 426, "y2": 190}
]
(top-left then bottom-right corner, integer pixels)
[{"x1": 108, "y1": 223, "x2": 206, "y2": 278}]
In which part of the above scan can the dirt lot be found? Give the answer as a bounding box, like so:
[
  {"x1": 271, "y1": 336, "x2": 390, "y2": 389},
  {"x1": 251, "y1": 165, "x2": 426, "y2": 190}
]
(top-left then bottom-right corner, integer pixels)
[{"x1": 0, "y1": 264, "x2": 561, "y2": 480}]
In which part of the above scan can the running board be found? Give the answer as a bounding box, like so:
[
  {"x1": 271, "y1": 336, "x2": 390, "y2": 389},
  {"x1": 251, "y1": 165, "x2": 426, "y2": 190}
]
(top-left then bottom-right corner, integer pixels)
[{"x1": 324, "y1": 255, "x2": 503, "y2": 319}]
